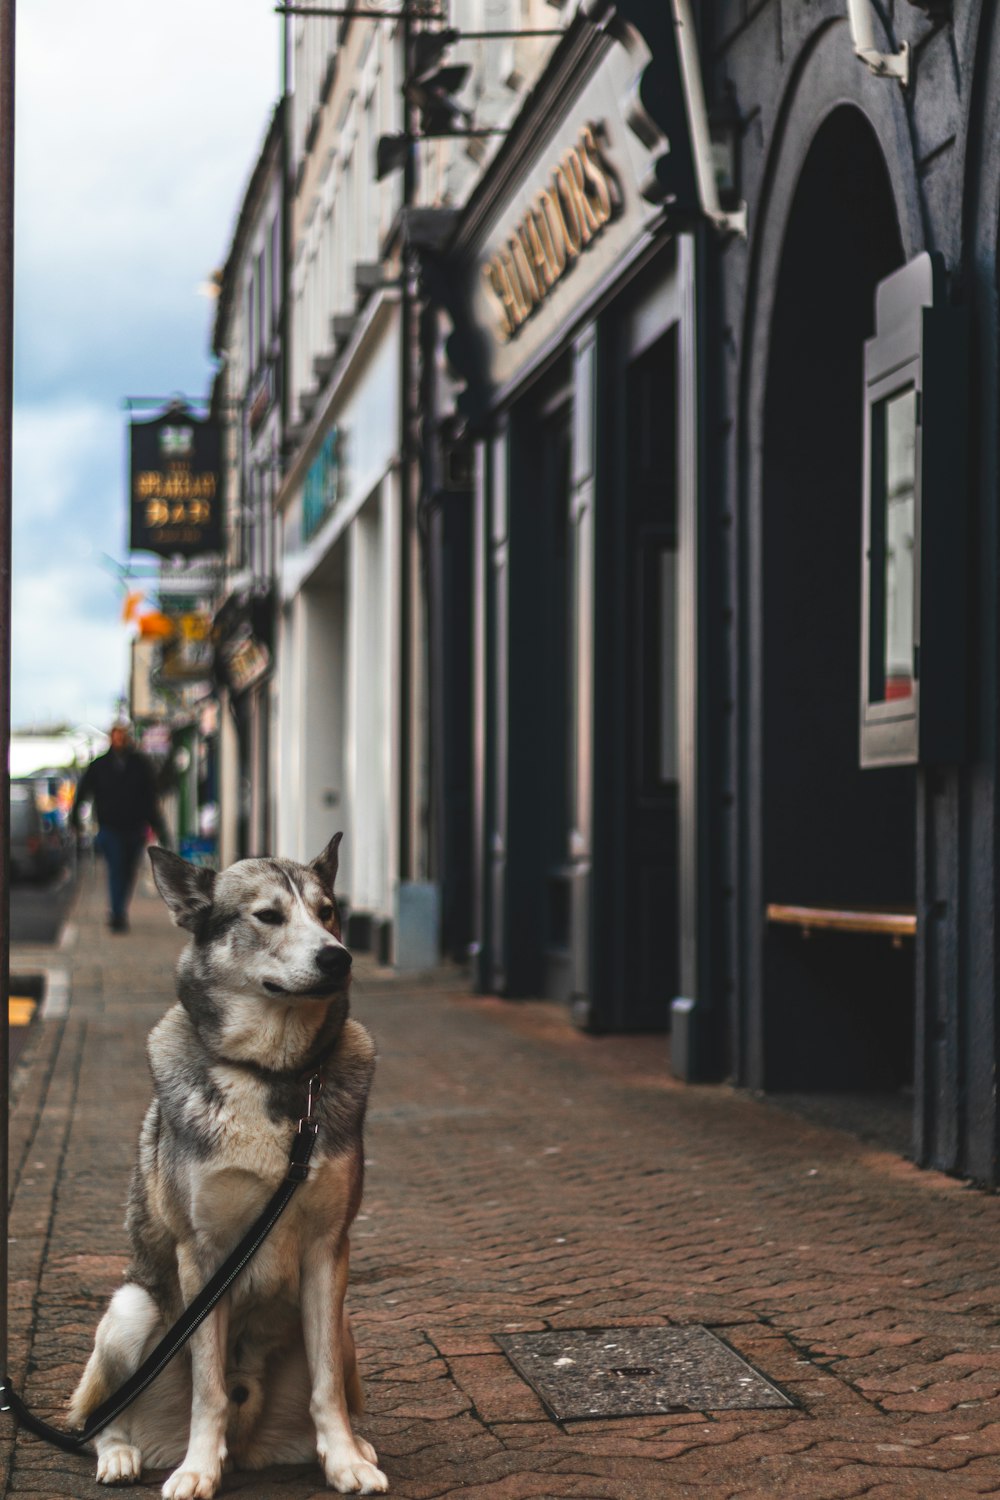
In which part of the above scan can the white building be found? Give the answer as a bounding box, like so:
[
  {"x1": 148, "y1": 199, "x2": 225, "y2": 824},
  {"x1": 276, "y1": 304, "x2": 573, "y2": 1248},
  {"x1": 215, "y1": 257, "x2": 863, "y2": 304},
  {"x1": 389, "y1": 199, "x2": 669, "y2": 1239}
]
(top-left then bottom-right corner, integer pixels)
[
  {"x1": 212, "y1": 107, "x2": 285, "y2": 866},
  {"x1": 213, "y1": 1, "x2": 567, "y2": 958},
  {"x1": 274, "y1": 14, "x2": 404, "y2": 955}
]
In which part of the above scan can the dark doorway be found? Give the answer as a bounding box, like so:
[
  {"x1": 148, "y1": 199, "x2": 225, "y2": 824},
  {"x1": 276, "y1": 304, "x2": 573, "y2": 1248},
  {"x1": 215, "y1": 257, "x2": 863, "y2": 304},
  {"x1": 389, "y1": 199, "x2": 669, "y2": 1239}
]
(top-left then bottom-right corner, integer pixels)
[
  {"x1": 761, "y1": 107, "x2": 914, "y2": 1090},
  {"x1": 591, "y1": 288, "x2": 681, "y2": 1034},
  {"x1": 539, "y1": 396, "x2": 574, "y2": 1001},
  {"x1": 620, "y1": 327, "x2": 680, "y2": 1028},
  {"x1": 503, "y1": 369, "x2": 575, "y2": 998},
  {"x1": 427, "y1": 486, "x2": 473, "y2": 964}
]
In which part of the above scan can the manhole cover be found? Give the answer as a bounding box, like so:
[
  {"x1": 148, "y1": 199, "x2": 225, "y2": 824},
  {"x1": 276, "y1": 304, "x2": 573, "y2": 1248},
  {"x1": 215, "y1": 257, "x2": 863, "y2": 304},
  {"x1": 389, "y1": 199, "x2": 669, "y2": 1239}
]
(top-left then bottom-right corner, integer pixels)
[{"x1": 496, "y1": 1326, "x2": 794, "y2": 1421}]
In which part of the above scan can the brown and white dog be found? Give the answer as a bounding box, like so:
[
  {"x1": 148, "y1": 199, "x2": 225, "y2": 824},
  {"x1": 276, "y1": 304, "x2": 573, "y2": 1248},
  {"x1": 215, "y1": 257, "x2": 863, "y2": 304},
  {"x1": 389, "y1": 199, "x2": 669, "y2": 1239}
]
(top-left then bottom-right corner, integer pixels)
[{"x1": 69, "y1": 834, "x2": 387, "y2": 1497}]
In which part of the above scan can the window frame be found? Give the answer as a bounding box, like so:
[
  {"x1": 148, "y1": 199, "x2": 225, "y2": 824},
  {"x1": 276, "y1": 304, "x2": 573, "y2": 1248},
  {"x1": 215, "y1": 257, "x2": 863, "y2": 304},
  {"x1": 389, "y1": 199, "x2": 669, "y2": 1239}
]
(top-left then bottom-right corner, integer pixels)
[{"x1": 859, "y1": 251, "x2": 967, "y2": 769}]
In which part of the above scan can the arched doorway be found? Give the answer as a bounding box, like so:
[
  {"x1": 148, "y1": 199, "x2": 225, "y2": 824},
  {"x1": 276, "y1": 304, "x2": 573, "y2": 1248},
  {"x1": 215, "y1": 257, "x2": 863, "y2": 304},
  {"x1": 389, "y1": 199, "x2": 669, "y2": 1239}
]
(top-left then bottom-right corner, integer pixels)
[{"x1": 760, "y1": 106, "x2": 915, "y2": 1091}]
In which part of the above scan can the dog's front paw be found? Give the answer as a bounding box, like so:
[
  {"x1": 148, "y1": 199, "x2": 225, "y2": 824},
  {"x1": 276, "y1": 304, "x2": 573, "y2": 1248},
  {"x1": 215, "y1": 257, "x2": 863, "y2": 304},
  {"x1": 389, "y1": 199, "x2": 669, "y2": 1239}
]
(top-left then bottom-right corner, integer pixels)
[
  {"x1": 355, "y1": 1436, "x2": 379, "y2": 1466},
  {"x1": 96, "y1": 1443, "x2": 143, "y2": 1484},
  {"x1": 321, "y1": 1443, "x2": 388, "y2": 1494},
  {"x1": 161, "y1": 1465, "x2": 221, "y2": 1500}
]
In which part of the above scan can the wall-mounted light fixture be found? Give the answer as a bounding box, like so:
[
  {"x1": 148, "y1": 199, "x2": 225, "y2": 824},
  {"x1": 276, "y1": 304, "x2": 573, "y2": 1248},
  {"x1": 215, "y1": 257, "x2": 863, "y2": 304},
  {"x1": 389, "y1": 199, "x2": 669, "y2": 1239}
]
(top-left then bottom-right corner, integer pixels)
[
  {"x1": 708, "y1": 83, "x2": 742, "y2": 218},
  {"x1": 846, "y1": 0, "x2": 909, "y2": 84},
  {"x1": 376, "y1": 133, "x2": 410, "y2": 181},
  {"x1": 404, "y1": 30, "x2": 472, "y2": 135},
  {"x1": 377, "y1": 93, "x2": 506, "y2": 180}
]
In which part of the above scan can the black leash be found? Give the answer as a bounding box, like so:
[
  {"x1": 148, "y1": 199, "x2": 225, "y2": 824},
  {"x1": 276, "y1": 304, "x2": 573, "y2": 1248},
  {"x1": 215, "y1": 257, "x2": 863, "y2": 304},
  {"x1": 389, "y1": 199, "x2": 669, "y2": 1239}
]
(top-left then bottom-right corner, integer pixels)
[{"x1": 0, "y1": 1072, "x2": 326, "y2": 1454}]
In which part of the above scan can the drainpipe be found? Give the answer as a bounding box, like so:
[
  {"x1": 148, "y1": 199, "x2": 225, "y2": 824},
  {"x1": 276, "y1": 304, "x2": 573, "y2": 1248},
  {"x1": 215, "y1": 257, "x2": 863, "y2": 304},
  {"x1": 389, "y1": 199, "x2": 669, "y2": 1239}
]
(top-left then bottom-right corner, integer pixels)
[
  {"x1": 398, "y1": 0, "x2": 416, "y2": 885},
  {"x1": 0, "y1": 0, "x2": 15, "y2": 1385},
  {"x1": 671, "y1": 0, "x2": 747, "y2": 238}
]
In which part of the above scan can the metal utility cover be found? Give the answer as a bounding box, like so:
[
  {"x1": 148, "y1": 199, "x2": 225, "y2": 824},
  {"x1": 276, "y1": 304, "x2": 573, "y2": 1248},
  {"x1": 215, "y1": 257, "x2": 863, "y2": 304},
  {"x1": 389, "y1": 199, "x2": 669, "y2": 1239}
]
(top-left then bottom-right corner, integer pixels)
[{"x1": 496, "y1": 1326, "x2": 794, "y2": 1421}]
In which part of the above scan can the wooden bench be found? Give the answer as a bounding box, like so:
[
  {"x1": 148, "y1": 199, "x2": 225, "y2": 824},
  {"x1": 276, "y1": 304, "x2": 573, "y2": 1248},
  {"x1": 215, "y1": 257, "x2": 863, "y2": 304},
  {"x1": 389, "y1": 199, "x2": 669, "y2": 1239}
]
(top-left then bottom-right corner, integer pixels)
[{"x1": 766, "y1": 903, "x2": 917, "y2": 948}]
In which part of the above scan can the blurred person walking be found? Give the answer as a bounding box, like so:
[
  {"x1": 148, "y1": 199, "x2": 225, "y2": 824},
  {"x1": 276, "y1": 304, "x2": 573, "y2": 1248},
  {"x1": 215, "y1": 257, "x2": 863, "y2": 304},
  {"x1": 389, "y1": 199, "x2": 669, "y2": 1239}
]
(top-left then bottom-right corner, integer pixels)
[{"x1": 71, "y1": 723, "x2": 168, "y2": 932}]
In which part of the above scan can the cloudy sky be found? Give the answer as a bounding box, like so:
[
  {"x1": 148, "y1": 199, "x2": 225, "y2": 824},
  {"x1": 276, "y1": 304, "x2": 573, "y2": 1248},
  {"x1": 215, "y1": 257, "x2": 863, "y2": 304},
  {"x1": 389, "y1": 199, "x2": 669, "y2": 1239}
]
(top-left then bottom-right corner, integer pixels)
[{"x1": 11, "y1": 1, "x2": 280, "y2": 729}]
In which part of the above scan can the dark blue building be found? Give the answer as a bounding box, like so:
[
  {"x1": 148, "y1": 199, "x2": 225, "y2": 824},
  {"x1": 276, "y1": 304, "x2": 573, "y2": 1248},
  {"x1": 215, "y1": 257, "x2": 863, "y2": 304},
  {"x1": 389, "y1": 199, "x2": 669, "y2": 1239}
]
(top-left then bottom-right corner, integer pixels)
[{"x1": 429, "y1": 1, "x2": 1000, "y2": 1185}]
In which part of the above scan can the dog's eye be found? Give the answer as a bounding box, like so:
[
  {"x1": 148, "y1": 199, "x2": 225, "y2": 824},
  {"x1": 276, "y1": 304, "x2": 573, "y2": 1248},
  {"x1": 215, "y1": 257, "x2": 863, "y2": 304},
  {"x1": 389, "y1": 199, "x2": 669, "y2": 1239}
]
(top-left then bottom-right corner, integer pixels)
[
  {"x1": 318, "y1": 903, "x2": 335, "y2": 923},
  {"x1": 254, "y1": 909, "x2": 285, "y2": 925}
]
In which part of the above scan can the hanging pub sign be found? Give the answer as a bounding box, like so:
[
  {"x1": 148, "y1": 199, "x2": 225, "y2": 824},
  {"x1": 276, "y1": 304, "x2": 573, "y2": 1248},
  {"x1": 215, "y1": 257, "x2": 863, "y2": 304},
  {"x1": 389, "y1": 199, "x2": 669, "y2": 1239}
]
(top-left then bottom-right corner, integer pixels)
[
  {"x1": 129, "y1": 404, "x2": 223, "y2": 558},
  {"x1": 213, "y1": 591, "x2": 274, "y2": 698},
  {"x1": 218, "y1": 624, "x2": 271, "y2": 696},
  {"x1": 158, "y1": 614, "x2": 216, "y2": 685}
]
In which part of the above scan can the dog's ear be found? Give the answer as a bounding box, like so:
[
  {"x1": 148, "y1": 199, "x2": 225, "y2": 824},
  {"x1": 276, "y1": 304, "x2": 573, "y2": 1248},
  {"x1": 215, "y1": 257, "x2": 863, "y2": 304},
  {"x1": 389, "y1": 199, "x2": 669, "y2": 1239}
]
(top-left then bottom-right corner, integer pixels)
[
  {"x1": 148, "y1": 846, "x2": 216, "y2": 930},
  {"x1": 310, "y1": 831, "x2": 342, "y2": 892}
]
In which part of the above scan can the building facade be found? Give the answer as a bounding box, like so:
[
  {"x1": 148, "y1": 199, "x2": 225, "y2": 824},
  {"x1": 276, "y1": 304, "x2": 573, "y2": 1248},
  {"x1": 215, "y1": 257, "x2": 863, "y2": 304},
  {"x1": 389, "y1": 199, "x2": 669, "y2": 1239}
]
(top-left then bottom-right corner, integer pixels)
[
  {"x1": 206, "y1": 0, "x2": 1000, "y2": 1185},
  {"x1": 432, "y1": 4, "x2": 701, "y2": 1026},
  {"x1": 429, "y1": 0, "x2": 1000, "y2": 1185},
  {"x1": 696, "y1": 0, "x2": 1000, "y2": 1185},
  {"x1": 212, "y1": 107, "x2": 284, "y2": 868},
  {"x1": 273, "y1": 0, "x2": 568, "y2": 961},
  {"x1": 274, "y1": 11, "x2": 404, "y2": 955}
]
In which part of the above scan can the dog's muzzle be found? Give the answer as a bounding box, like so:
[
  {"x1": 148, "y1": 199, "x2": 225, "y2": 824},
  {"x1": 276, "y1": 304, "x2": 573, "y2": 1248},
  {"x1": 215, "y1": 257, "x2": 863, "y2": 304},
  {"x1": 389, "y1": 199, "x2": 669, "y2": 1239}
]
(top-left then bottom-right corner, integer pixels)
[{"x1": 263, "y1": 946, "x2": 352, "y2": 997}]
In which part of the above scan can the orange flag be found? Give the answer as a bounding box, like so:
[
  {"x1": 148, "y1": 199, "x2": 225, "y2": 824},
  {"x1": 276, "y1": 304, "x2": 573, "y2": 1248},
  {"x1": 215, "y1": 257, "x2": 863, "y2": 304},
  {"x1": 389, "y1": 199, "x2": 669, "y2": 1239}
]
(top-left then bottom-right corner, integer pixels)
[
  {"x1": 137, "y1": 611, "x2": 176, "y2": 640},
  {"x1": 121, "y1": 589, "x2": 145, "y2": 624}
]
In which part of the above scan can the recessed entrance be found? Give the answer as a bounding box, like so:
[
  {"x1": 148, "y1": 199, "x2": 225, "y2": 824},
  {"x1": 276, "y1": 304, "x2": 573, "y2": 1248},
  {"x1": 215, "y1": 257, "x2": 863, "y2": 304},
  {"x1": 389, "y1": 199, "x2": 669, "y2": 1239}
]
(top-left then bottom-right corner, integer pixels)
[{"x1": 761, "y1": 107, "x2": 914, "y2": 1091}]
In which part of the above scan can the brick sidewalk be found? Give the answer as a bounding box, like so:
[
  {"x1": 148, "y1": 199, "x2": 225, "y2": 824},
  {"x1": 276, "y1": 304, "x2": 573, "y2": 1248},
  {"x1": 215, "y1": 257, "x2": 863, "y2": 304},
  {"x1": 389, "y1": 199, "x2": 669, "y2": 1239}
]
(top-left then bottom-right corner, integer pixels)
[{"x1": 4, "y1": 864, "x2": 1000, "y2": 1498}]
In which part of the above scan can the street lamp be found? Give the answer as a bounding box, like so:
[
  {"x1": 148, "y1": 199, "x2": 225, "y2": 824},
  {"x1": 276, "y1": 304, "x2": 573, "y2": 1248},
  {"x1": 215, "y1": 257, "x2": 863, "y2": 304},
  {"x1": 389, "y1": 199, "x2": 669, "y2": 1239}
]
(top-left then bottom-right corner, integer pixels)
[
  {"x1": 708, "y1": 84, "x2": 742, "y2": 216},
  {"x1": 376, "y1": 133, "x2": 410, "y2": 181}
]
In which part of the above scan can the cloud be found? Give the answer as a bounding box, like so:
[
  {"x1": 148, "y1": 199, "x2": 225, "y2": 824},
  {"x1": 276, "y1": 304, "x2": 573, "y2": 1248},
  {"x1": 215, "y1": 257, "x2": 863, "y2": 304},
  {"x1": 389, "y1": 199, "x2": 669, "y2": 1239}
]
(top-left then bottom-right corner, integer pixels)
[
  {"x1": 11, "y1": 399, "x2": 134, "y2": 725},
  {"x1": 10, "y1": 1, "x2": 280, "y2": 726},
  {"x1": 14, "y1": 1, "x2": 280, "y2": 404},
  {"x1": 11, "y1": 562, "x2": 128, "y2": 729},
  {"x1": 13, "y1": 400, "x2": 121, "y2": 526}
]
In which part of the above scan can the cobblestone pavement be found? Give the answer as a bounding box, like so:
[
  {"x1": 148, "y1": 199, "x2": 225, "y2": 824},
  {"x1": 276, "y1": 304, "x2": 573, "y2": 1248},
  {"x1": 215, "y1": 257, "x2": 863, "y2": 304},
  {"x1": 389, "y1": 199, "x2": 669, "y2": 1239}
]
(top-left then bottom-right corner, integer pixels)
[{"x1": 4, "y1": 865, "x2": 1000, "y2": 1498}]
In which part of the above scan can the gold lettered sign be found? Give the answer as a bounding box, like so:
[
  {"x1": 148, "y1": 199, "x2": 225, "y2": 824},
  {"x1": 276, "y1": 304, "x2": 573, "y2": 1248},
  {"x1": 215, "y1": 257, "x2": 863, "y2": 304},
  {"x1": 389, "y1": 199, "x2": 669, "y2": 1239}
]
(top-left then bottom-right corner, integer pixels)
[
  {"x1": 129, "y1": 406, "x2": 223, "y2": 558},
  {"x1": 482, "y1": 124, "x2": 620, "y2": 342}
]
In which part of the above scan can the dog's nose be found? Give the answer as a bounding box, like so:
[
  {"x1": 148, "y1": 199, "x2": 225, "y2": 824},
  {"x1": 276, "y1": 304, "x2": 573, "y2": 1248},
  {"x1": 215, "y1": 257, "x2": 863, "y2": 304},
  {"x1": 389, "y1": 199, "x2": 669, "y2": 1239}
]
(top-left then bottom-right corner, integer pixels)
[{"x1": 316, "y1": 945, "x2": 352, "y2": 979}]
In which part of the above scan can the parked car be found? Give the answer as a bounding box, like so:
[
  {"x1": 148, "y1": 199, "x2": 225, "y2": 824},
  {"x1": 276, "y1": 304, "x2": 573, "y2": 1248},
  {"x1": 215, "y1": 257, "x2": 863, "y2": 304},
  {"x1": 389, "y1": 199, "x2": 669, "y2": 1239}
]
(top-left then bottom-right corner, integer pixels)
[{"x1": 10, "y1": 779, "x2": 66, "y2": 881}]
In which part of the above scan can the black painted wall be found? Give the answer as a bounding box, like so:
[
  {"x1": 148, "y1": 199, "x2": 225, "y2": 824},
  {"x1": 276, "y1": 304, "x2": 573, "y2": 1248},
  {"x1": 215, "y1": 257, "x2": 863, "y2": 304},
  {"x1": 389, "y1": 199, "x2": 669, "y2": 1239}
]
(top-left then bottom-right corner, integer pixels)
[{"x1": 701, "y1": 0, "x2": 1000, "y2": 1175}]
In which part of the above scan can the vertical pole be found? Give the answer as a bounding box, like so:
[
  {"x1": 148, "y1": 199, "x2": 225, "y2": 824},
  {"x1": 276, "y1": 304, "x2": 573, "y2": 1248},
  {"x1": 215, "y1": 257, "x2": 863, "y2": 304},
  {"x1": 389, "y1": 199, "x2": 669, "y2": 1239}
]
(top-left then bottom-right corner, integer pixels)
[
  {"x1": 397, "y1": 0, "x2": 415, "y2": 882},
  {"x1": 0, "y1": 0, "x2": 15, "y2": 1380}
]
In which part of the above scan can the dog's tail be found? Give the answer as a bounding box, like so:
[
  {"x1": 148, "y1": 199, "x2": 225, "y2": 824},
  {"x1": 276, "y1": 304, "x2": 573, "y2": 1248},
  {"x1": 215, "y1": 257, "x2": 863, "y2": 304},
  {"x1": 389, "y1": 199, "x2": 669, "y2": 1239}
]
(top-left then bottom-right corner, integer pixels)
[
  {"x1": 346, "y1": 1361, "x2": 365, "y2": 1416},
  {"x1": 68, "y1": 1283, "x2": 161, "y2": 1428},
  {"x1": 343, "y1": 1310, "x2": 365, "y2": 1415}
]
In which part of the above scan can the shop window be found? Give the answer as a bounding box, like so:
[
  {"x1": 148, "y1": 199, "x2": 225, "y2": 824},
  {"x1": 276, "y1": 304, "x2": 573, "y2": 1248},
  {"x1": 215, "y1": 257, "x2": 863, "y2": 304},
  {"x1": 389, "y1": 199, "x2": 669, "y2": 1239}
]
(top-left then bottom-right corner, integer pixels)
[
  {"x1": 246, "y1": 277, "x2": 256, "y2": 381},
  {"x1": 868, "y1": 384, "x2": 916, "y2": 706},
  {"x1": 271, "y1": 214, "x2": 281, "y2": 331},
  {"x1": 860, "y1": 253, "x2": 967, "y2": 768},
  {"x1": 257, "y1": 248, "x2": 267, "y2": 366}
]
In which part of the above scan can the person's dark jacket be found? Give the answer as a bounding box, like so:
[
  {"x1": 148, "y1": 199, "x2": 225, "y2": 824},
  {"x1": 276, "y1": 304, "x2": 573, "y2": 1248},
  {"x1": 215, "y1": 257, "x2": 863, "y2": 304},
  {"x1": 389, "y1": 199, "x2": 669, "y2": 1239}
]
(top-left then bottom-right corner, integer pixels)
[{"x1": 72, "y1": 748, "x2": 167, "y2": 842}]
